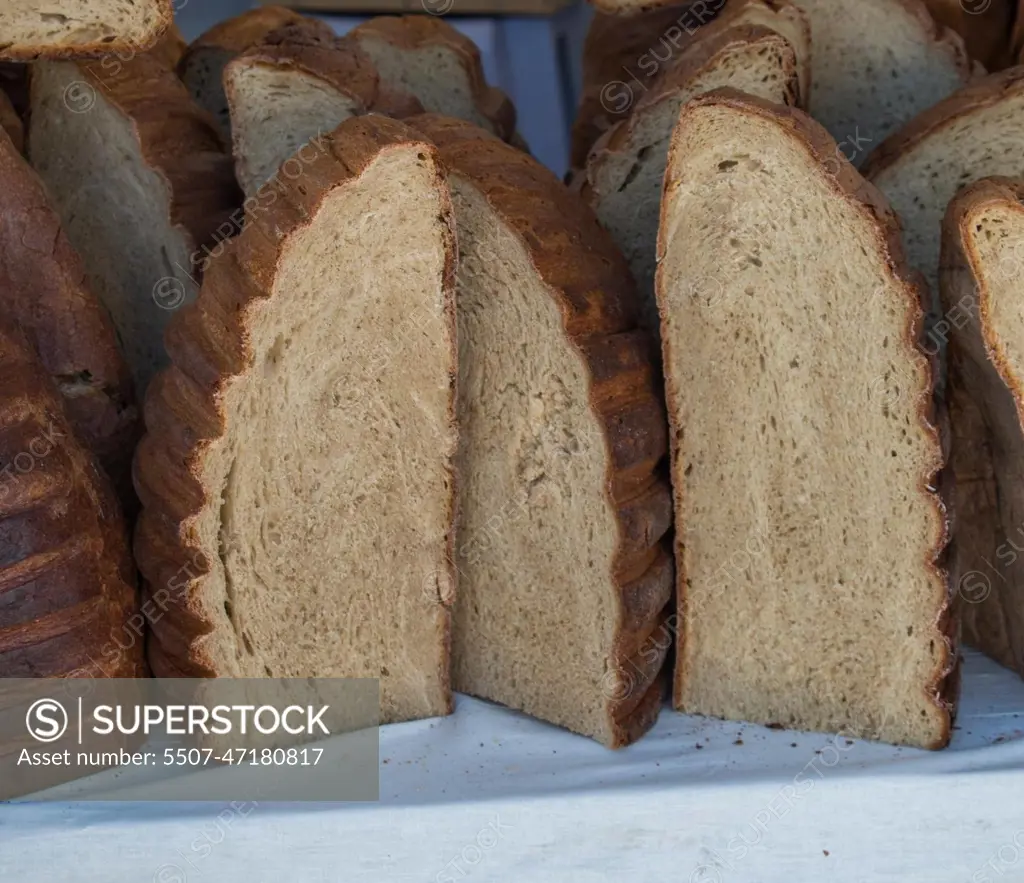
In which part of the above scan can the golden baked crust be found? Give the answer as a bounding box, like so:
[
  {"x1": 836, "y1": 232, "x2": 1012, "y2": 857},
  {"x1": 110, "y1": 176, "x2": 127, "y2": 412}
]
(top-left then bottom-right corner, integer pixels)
[{"x1": 0, "y1": 319, "x2": 142, "y2": 678}]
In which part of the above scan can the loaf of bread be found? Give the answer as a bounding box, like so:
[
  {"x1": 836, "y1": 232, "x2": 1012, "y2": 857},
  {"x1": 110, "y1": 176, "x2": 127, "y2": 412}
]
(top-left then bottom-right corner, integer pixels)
[
  {"x1": 225, "y1": 24, "x2": 422, "y2": 196},
  {"x1": 133, "y1": 115, "x2": 458, "y2": 723},
  {"x1": 0, "y1": 126, "x2": 139, "y2": 506},
  {"x1": 940, "y1": 177, "x2": 1024, "y2": 680},
  {"x1": 923, "y1": 0, "x2": 1015, "y2": 68},
  {"x1": 406, "y1": 114, "x2": 673, "y2": 748},
  {"x1": 788, "y1": 0, "x2": 975, "y2": 161},
  {"x1": 657, "y1": 89, "x2": 954, "y2": 748},
  {"x1": 28, "y1": 54, "x2": 241, "y2": 398},
  {"x1": 0, "y1": 318, "x2": 143, "y2": 678},
  {"x1": 179, "y1": 7, "x2": 336, "y2": 143},
  {"x1": 0, "y1": 0, "x2": 171, "y2": 61},
  {"x1": 349, "y1": 16, "x2": 516, "y2": 141},
  {"x1": 578, "y1": 0, "x2": 809, "y2": 328}
]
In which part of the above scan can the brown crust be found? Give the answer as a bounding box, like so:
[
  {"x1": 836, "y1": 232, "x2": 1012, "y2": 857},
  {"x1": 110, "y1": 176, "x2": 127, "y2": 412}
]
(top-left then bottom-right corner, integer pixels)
[
  {"x1": 922, "y1": 0, "x2": 1014, "y2": 69},
  {"x1": 861, "y1": 67, "x2": 1024, "y2": 182},
  {"x1": 133, "y1": 115, "x2": 459, "y2": 711},
  {"x1": 349, "y1": 16, "x2": 517, "y2": 141},
  {"x1": 66, "y1": 53, "x2": 243, "y2": 271},
  {"x1": 0, "y1": 126, "x2": 140, "y2": 509},
  {"x1": 0, "y1": 318, "x2": 143, "y2": 678},
  {"x1": 0, "y1": 88, "x2": 21, "y2": 153},
  {"x1": 656, "y1": 88, "x2": 955, "y2": 749},
  {"x1": 941, "y1": 176, "x2": 1024, "y2": 679},
  {"x1": 149, "y1": 21, "x2": 187, "y2": 70},
  {"x1": 182, "y1": 6, "x2": 334, "y2": 59},
  {"x1": 0, "y1": 1, "x2": 173, "y2": 62},
  {"x1": 578, "y1": 22, "x2": 802, "y2": 204},
  {"x1": 406, "y1": 113, "x2": 673, "y2": 748}
]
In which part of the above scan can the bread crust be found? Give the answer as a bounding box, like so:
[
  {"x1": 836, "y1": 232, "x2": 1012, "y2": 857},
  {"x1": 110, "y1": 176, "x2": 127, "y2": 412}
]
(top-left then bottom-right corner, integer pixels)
[
  {"x1": 577, "y1": 22, "x2": 803, "y2": 202},
  {"x1": 57, "y1": 53, "x2": 243, "y2": 269},
  {"x1": 922, "y1": 0, "x2": 1014, "y2": 69},
  {"x1": 941, "y1": 176, "x2": 1024, "y2": 680},
  {"x1": 350, "y1": 16, "x2": 517, "y2": 141},
  {"x1": 0, "y1": 87, "x2": 21, "y2": 153},
  {"x1": 179, "y1": 6, "x2": 334, "y2": 61},
  {"x1": 0, "y1": 126, "x2": 139, "y2": 507},
  {"x1": 0, "y1": 319, "x2": 143, "y2": 678},
  {"x1": 656, "y1": 88, "x2": 955, "y2": 748},
  {"x1": 133, "y1": 116, "x2": 459, "y2": 711},
  {"x1": 0, "y1": 1, "x2": 173, "y2": 62},
  {"x1": 407, "y1": 113, "x2": 673, "y2": 747},
  {"x1": 862, "y1": 67, "x2": 1024, "y2": 181}
]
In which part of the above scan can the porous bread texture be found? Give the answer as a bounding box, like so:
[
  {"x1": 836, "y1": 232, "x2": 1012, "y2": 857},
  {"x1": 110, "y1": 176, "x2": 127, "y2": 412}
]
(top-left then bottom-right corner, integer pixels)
[
  {"x1": 0, "y1": 125, "x2": 139, "y2": 506},
  {"x1": 580, "y1": 15, "x2": 805, "y2": 328},
  {"x1": 0, "y1": 318, "x2": 142, "y2": 679},
  {"x1": 940, "y1": 177, "x2": 1024, "y2": 679},
  {"x1": 572, "y1": 1, "x2": 728, "y2": 169},
  {"x1": 179, "y1": 7, "x2": 335, "y2": 143},
  {"x1": 863, "y1": 68, "x2": 1024, "y2": 299},
  {"x1": 349, "y1": 16, "x2": 516, "y2": 141},
  {"x1": 658, "y1": 90, "x2": 954, "y2": 748},
  {"x1": 788, "y1": 0, "x2": 974, "y2": 160},
  {"x1": 225, "y1": 26, "x2": 422, "y2": 197},
  {"x1": 133, "y1": 116, "x2": 458, "y2": 724},
  {"x1": 406, "y1": 114, "x2": 674, "y2": 748},
  {"x1": 0, "y1": 0, "x2": 171, "y2": 60},
  {"x1": 28, "y1": 55, "x2": 240, "y2": 399}
]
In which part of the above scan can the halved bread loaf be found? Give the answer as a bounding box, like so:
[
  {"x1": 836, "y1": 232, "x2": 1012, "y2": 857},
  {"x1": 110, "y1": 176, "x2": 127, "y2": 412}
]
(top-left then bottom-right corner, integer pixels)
[
  {"x1": 349, "y1": 16, "x2": 516, "y2": 141},
  {"x1": 406, "y1": 114, "x2": 673, "y2": 748},
  {"x1": 863, "y1": 68, "x2": 1024, "y2": 297},
  {"x1": 0, "y1": 126, "x2": 139, "y2": 505},
  {"x1": 0, "y1": 0, "x2": 171, "y2": 61},
  {"x1": 0, "y1": 318, "x2": 142, "y2": 678},
  {"x1": 225, "y1": 25, "x2": 422, "y2": 196},
  {"x1": 28, "y1": 54, "x2": 241, "y2": 399},
  {"x1": 571, "y1": 2, "x2": 726, "y2": 169},
  {"x1": 133, "y1": 116, "x2": 458, "y2": 723},
  {"x1": 578, "y1": 1, "x2": 808, "y2": 327},
  {"x1": 940, "y1": 177, "x2": 1024, "y2": 679},
  {"x1": 179, "y1": 7, "x2": 335, "y2": 143},
  {"x1": 788, "y1": 0, "x2": 974, "y2": 158},
  {"x1": 658, "y1": 89, "x2": 954, "y2": 748}
]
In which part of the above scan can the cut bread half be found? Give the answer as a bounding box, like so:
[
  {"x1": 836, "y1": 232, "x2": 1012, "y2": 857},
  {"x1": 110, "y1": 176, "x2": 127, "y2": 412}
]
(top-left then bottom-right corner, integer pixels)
[
  {"x1": 179, "y1": 7, "x2": 335, "y2": 143},
  {"x1": 0, "y1": 126, "x2": 139, "y2": 506},
  {"x1": 349, "y1": 16, "x2": 516, "y2": 141},
  {"x1": 788, "y1": 0, "x2": 975, "y2": 160},
  {"x1": 133, "y1": 115, "x2": 458, "y2": 723},
  {"x1": 579, "y1": 4, "x2": 808, "y2": 328},
  {"x1": 0, "y1": 0, "x2": 172, "y2": 61},
  {"x1": 28, "y1": 54, "x2": 241, "y2": 399},
  {"x1": 225, "y1": 24, "x2": 423, "y2": 197},
  {"x1": 406, "y1": 114, "x2": 673, "y2": 748},
  {"x1": 0, "y1": 317, "x2": 142, "y2": 679},
  {"x1": 572, "y1": 2, "x2": 727, "y2": 169},
  {"x1": 657, "y1": 89, "x2": 954, "y2": 748},
  {"x1": 863, "y1": 67, "x2": 1024, "y2": 299},
  {"x1": 940, "y1": 177, "x2": 1024, "y2": 679}
]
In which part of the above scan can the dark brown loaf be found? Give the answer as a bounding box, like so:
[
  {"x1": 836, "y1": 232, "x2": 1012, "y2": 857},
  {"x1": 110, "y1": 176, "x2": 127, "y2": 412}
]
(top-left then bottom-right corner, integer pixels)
[
  {"x1": 406, "y1": 114, "x2": 673, "y2": 747},
  {"x1": 0, "y1": 318, "x2": 143, "y2": 678}
]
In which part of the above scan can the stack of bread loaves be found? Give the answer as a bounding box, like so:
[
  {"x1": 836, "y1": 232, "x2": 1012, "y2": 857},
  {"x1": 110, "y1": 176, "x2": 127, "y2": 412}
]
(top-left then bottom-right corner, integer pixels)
[{"x1": 7, "y1": 0, "x2": 1024, "y2": 755}]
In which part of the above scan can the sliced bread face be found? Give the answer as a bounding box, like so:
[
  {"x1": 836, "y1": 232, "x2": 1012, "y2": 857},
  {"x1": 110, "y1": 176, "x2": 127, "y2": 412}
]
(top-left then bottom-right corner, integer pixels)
[
  {"x1": 658, "y1": 90, "x2": 953, "y2": 748},
  {"x1": 0, "y1": 126, "x2": 139, "y2": 506},
  {"x1": 864, "y1": 68, "x2": 1024, "y2": 298},
  {"x1": 225, "y1": 26, "x2": 422, "y2": 197},
  {"x1": 788, "y1": 0, "x2": 974, "y2": 160},
  {"x1": 27, "y1": 55, "x2": 240, "y2": 400},
  {"x1": 0, "y1": 318, "x2": 143, "y2": 679},
  {"x1": 940, "y1": 178, "x2": 1024, "y2": 679},
  {"x1": 0, "y1": 0, "x2": 171, "y2": 61},
  {"x1": 580, "y1": 10, "x2": 807, "y2": 328},
  {"x1": 406, "y1": 115, "x2": 673, "y2": 748},
  {"x1": 134, "y1": 116, "x2": 458, "y2": 723},
  {"x1": 179, "y1": 8, "x2": 335, "y2": 143},
  {"x1": 349, "y1": 16, "x2": 516, "y2": 141}
]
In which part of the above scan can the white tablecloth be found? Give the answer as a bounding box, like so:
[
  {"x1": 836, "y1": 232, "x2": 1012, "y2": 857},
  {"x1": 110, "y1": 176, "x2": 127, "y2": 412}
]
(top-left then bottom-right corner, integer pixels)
[{"x1": 1, "y1": 649, "x2": 1021, "y2": 882}]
